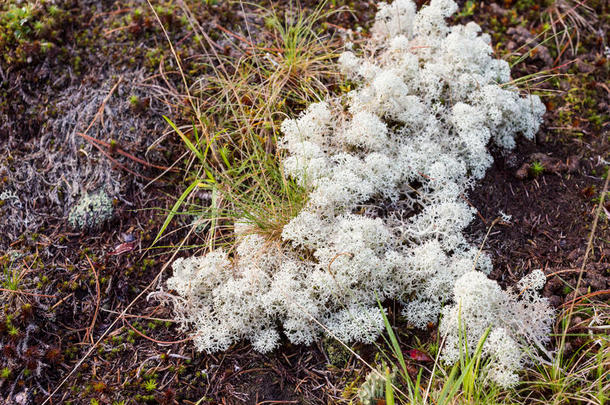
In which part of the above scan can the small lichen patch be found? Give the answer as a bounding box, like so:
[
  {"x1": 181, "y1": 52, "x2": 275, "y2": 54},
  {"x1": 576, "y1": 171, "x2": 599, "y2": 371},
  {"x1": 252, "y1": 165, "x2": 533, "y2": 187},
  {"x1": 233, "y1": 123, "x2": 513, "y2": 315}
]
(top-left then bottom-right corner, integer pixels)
[
  {"x1": 68, "y1": 191, "x2": 114, "y2": 230},
  {"x1": 357, "y1": 366, "x2": 395, "y2": 405}
]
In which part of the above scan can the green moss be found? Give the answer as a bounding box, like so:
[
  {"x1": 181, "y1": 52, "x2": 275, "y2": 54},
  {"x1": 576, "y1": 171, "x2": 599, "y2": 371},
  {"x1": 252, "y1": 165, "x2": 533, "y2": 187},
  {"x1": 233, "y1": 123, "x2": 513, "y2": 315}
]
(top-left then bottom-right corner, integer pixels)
[
  {"x1": 0, "y1": 2, "x2": 70, "y2": 65},
  {"x1": 529, "y1": 161, "x2": 545, "y2": 178},
  {"x1": 143, "y1": 378, "x2": 157, "y2": 392}
]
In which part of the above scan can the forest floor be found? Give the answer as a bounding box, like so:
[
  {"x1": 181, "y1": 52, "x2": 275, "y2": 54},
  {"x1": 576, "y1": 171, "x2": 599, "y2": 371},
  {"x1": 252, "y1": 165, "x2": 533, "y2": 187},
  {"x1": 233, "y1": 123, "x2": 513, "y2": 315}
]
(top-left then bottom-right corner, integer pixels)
[{"x1": 0, "y1": 0, "x2": 608, "y2": 404}]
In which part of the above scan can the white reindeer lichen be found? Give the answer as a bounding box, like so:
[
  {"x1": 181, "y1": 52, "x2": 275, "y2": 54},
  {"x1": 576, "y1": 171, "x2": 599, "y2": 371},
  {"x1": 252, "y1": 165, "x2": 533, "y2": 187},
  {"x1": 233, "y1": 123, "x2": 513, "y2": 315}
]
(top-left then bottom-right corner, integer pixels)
[{"x1": 164, "y1": 0, "x2": 551, "y2": 387}]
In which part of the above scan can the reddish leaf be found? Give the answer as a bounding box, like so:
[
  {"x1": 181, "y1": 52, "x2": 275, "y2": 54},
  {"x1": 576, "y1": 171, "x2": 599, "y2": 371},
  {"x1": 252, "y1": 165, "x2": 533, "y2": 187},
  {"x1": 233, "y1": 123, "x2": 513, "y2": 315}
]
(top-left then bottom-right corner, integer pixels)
[
  {"x1": 407, "y1": 349, "x2": 433, "y2": 362},
  {"x1": 108, "y1": 241, "x2": 136, "y2": 256}
]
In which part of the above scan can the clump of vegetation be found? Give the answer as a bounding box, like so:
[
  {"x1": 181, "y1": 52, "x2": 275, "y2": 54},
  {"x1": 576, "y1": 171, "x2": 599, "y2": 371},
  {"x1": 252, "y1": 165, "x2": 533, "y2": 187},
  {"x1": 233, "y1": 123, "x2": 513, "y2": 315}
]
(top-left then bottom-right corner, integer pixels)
[
  {"x1": 323, "y1": 337, "x2": 352, "y2": 367},
  {"x1": 152, "y1": 0, "x2": 340, "y2": 249},
  {"x1": 68, "y1": 190, "x2": 114, "y2": 230},
  {"x1": 162, "y1": 0, "x2": 551, "y2": 389}
]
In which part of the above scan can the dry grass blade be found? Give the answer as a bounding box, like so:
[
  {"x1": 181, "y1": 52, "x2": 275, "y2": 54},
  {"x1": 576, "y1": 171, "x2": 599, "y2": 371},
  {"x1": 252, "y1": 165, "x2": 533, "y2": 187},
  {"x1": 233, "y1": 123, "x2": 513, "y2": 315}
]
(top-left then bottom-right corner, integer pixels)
[
  {"x1": 545, "y1": 0, "x2": 598, "y2": 59},
  {"x1": 559, "y1": 169, "x2": 608, "y2": 352}
]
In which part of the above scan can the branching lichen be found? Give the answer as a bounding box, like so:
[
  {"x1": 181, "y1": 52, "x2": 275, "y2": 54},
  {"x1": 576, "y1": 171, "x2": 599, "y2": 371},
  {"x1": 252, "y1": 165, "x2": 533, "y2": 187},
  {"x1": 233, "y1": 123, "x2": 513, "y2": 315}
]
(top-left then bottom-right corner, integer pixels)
[{"x1": 162, "y1": 0, "x2": 552, "y2": 387}]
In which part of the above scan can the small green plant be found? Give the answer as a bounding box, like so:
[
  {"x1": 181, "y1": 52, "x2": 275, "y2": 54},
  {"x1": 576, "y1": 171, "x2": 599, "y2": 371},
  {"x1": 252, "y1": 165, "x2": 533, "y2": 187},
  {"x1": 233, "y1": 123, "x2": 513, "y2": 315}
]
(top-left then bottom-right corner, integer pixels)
[
  {"x1": 0, "y1": 2, "x2": 69, "y2": 65},
  {"x1": 1, "y1": 259, "x2": 23, "y2": 292},
  {"x1": 529, "y1": 161, "x2": 545, "y2": 177},
  {"x1": 1, "y1": 367, "x2": 11, "y2": 379},
  {"x1": 128, "y1": 94, "x2": 139, "y2": 107},
  {"x1": 143, "y1": 378, "x2": 157, "y2": 392},
  {"x1": 456, "y1": 0, "x2": 476, "y2": 18},
  {"x1": 7, "y1": 323, "x2": 20, "y2": 337},
  {"x1": 358, "y1": 364, "x2": 396, "y2": 405}
]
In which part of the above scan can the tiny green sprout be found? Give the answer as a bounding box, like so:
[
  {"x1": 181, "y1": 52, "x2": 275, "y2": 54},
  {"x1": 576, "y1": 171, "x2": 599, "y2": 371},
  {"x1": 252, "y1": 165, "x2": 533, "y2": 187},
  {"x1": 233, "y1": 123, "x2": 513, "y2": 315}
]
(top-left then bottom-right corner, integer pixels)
[
  {"x1": 90, "y1": 399, "x2": 100, "y2": 405},
  {"x1": 8, "y1": 325, "x2": 19, "y2": 337},
  {"x1": 143, "y1": 379, "x2": 157, "y2": 392},
  {"x1": 1, "y1": 368, "x2": 11, "y2": 379},
  {"x1": 48, "y1": 5, "x2": 60, "y2": 17},
  {"x1": 33, "y1": 21, "x2": 44, "y2": 35},
  {"x1": 529, "y1": 161, "x2": 545, "y2": 177},
  {"x1": 129, "y1": 95, "x2": 139, "y2": 107}
]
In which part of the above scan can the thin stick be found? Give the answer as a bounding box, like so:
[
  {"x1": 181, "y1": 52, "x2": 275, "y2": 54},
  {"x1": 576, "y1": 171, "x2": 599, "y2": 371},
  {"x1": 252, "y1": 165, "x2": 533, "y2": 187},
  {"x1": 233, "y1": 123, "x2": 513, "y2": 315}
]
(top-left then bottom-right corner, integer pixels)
[
  {"x1": 100, "y1": 308, "x2": 177, "y2": 322},
  {"x1": 471, "y1": 217, "x2": 501, "y2": 272},
  {"x1": 78, "y1": 132, "x2": 177, "y2": 172},
  {"x1": 82, "y1": 77, "x2": 123, "y2": 136},
  {"x1": 0, "y1": 288, "x2": 57, "y2": 298},
  {"x1": 84, "y1": 255, "x2": 101, "y2": 345},
  {"x1": 124, "y1": 320, "x2": 193, "y2": 345},
  {"x1": 558, "y1": 168, "x2": 609, "y2": 359},
  {"x1": 81, "y1": 134, "x2": 153, "y2": 180}
]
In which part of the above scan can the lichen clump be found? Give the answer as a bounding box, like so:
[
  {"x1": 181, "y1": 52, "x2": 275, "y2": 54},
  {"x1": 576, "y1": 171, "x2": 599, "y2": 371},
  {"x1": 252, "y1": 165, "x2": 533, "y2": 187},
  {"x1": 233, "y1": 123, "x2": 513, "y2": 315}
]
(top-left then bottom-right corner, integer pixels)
[
  {"x1": 165, "y1": 0, "x2": 552, "y2": 387},
  {"x1": 68, "y1": 190, "x2": 114, "y2": 230},
  {"x1": 357, "y1": 367, "x2": 396, "y2": 405}
]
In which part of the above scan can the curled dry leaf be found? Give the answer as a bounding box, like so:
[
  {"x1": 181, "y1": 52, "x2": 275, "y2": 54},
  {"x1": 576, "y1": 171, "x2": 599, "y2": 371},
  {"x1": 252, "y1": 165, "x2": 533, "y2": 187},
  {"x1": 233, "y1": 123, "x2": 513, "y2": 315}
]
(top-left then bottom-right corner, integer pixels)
[{"x1": 407, "y1": 349, "x2": 433, "y2": 362}]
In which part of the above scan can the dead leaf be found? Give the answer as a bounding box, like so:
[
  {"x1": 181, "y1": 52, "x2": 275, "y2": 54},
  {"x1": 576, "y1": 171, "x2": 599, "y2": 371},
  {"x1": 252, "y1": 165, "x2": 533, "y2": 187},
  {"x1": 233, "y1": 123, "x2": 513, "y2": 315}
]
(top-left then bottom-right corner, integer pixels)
[
  {"x1": 407, "y1": 349, "x2": 433, "y2": 362},
  {"x1": 108, "y1": 241, "x2": 136, "y2": 256}
]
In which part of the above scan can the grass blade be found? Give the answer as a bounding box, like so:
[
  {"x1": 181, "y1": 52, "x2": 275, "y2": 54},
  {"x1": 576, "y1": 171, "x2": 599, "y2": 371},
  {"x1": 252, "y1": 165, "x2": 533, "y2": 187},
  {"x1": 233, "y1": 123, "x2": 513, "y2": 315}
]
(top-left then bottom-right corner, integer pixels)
[{"x1": 153, "y1": 179, "x2": 201, "y2": 246}]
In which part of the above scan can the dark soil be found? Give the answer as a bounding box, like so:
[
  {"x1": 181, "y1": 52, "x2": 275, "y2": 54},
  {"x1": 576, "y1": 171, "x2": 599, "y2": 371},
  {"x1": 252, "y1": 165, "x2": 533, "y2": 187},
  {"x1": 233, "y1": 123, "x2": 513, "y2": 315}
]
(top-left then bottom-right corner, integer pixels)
[{"x1": 0, "y1": 0, "x2": 608, "y2": 404}]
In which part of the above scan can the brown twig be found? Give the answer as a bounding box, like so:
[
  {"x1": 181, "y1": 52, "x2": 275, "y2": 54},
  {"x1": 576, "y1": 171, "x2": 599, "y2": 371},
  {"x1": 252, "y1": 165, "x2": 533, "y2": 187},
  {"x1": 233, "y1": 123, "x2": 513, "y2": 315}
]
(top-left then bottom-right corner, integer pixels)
[
  {"x1": 83, "y1": 76, "x2": 123, "y2": 135},
  {"x1": 77, "y1": 132, "x2": 177, "y2": 172},
  {"x1": 560, "y1": 289, "x2": 610, "y2": 308},
  {"x1": 124, "y1": 320, "x2": 193, "y2": 345},
  {"x1": 50, "y1": 293, "x2": 74, "y2": 310},
  {"x1": 214, "y1": 22, "x2": 282, "y2": 53},
  {"x1": 84, "y1": 255, "x2": 101, "y2": 345},
  {"x1": 0, "y1": 288, "x2": 57, "y2": 298},
  {"x1": 87, "y1": 8, "x2": 132, "y2": 25},
  {"x1": 100, "y1": 308, "x2": 176, "y2": 323},
  {"x1": 80, "y1": 134, "x2": 154, "y2": 180},
  {"x1": 544, "y1": 268, "x2": 583, "y2": 278},
  {"x1": 558, "y1": 167, "x2": 609, "y2": 349}
]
